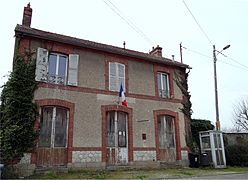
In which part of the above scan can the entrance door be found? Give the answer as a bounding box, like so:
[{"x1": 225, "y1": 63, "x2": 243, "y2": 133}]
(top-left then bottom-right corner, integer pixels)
[
  {"x1": 37, "y1": 106, "x2": 68, "y2": 167},
  {"x1": 106, "y1": 111, "x2": 128, "y2": 165},
  {"x1": 158, "y1": 115, "x2": 176, "y2": 162}
]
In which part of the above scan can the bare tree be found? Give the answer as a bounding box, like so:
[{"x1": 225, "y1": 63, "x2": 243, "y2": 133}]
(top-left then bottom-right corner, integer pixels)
[{"x1": 233, "y1": 99, "x2": 248, "y2": 131}]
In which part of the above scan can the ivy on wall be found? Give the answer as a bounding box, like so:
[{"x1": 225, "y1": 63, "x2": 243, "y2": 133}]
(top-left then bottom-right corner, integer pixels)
[
  {"x1": 0, "y1": 51, "x2": 38, "y2": 165},
  {"x1": 174, "y1": 70, "x2": 194, "y2": 150}
]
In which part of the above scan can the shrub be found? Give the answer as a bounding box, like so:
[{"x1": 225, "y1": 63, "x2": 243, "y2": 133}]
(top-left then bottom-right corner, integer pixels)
[{"x1": 226, "y1": 143, "x2": 248, "y2": 166}]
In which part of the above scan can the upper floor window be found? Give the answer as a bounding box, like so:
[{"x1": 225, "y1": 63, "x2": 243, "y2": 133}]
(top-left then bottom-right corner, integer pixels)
[
  {"x1": 157, "y1": 72, "x2": 170, "y2": 98},
  {"x1": 48, "y1": 53, "x2": 68, "y2": 84},
  {"x1": 109, "y1": 62, "x2": 125, "y2": 92},
  {"x1": 35, "y1": 47, "x2": 79, "y2": 86}
]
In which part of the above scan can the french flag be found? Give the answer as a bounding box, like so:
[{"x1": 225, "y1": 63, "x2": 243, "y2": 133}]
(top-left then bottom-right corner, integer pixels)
[{"x1": 119, "y1": 84, "x2": 127, "y2": 106}]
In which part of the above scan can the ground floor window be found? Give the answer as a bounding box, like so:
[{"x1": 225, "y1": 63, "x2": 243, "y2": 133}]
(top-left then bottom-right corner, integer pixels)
[
  {"x1": 158, "y1": 115, "x2": 175, "y2": 148},
  {"x1": 39, "y1": 106, "x2": 69, "y2": 148}
]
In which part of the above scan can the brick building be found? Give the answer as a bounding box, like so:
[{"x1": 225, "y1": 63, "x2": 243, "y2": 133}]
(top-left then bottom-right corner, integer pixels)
[{"x1": 15, "y1": 4, "x2": 191, "y2": 173}]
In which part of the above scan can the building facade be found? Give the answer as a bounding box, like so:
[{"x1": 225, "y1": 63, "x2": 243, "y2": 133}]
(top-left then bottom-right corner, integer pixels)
[{"x1": 15, "y1": 4, "x2": 191, "y2": 172}]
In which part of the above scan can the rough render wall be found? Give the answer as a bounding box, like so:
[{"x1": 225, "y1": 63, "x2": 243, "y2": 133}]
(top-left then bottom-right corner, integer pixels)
[
  {"x1": 76, "y1": 50, "x2": 105, "y2": 89},
  {"x1": 128, "y1": 60, "x2": 155, "y2": 96},
  {"x1": 34, "y1": 88, "x2": 102, "y2": 147},
  {"x1": 30, "y1": 40, "x2": 105, "y2": 90},
  {"x1": 29, "y1": 39, "x2": 184, "y2": 99},
  {"x1": 131, "y1": 99, "x2": 186, "y2": 148},
  {"x1": 30, "y1": 38, "x2": 186, "y2": 149},
  {"x1": 35, "y1": 88, "x2": 186, "y2": 149}
]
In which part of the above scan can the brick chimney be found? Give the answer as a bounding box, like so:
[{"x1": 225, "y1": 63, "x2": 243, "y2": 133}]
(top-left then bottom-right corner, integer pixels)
[
  {"x1": 22, "y1": 3, "x2": 32, "y2": 27},
  {"x1": 149, "y1": 45, "x2": 162, "y2": 57}
]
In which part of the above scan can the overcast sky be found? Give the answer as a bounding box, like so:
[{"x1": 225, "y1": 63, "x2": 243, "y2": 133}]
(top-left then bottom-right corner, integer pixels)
[{"x1": 1, "y1": 0, "x2": 248, "y2": 130}]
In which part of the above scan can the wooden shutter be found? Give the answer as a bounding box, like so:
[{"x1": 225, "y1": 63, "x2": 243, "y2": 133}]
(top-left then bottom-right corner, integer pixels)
[
  {"x1": 109, "y1": 62, "x2": 117, "y2": 91},
  {"x1": 68, "y1": 54, "x2": 79, "y2": 86},
  {"x1": 35, "y1": 47, "x2": 48, "y2": 82},
  {"x1": 118, "y1": 63, "x2": 125, "y2": 91}
]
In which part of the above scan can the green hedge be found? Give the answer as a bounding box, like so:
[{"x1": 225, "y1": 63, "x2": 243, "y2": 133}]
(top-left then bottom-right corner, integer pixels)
[{"x1": 225, "y1": 144, "x2": 248, "y2": 166}]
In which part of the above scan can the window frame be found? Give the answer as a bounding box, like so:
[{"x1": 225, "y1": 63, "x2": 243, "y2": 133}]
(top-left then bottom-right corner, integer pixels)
[
  {"x1": 157, "y1": 72, "x2": 170, "y2": 98},
  {"x1": 158, "y1": 115, "x2": 176, "y2": 148},
  {"x1": 47, "y1": 53, "x2": 68, "y2": 85},
  {"x1": 39, "y1": 106, "x2": 69, "y2": 148},
  {"x1": 109, "y1": 62, "x2": 125, "y2": 92}
]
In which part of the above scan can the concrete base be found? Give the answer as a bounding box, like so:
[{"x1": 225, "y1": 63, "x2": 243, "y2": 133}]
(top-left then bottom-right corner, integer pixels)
[{"x1": 14, "y1": 163, "x2": 35, "y2": 177}]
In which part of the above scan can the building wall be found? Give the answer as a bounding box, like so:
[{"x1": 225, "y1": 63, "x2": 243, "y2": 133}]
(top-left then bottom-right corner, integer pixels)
[
  {"x1": 128, "y1": 60, "x2": 155, "y2": 96},
  {"x1": 22, "y1": 37, "x2": 188, "y2": 167},
  {"x1": 29, "y1": 38, "x2": 184, "y2": 99},
  {"x1": 34, "y1": 87, "x2": 187, "y2": 149}
]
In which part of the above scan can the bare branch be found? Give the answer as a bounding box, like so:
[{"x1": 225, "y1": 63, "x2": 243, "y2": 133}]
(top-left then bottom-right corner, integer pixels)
[{"x1": 233, "y1": 98, "x2": 248, "y2": 132}]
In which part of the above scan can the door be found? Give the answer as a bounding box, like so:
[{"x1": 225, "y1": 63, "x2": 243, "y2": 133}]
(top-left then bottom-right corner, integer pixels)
[
  {"x1": 106, "y1": 111, "x2": 128, "y2": 165},
  {"x1": 158, "y1": 115, "x2": 176, "y2": 162},
  {"x1": 37, "y1": 106, "x2": 68, "y2": 167}
]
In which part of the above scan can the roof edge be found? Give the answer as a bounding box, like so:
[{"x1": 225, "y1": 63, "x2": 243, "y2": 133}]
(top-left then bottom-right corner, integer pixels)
[{"x1": 15, "y1": 24, "x2": 191, "y2": 69}]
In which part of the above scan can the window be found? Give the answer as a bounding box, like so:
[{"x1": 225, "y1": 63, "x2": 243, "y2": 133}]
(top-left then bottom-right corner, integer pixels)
[
  {"x1": 35, "y1": 47, "x2": 79, "y2": 86},
  {"x1": 158, "y1": 115, "x2": 175, "y2": 148},
  {"x1": 48, "y1": 53, "x2": 68, "y2": 84},
  {"x1": 39, "y1": 106, "x2": 68, "y2": 148},
  {"x1": 109, "y1": 62, "x2": 125, "y2": 91},
  {"x1": 157, "y1": 72, "x2": 170, "y2": 98}
]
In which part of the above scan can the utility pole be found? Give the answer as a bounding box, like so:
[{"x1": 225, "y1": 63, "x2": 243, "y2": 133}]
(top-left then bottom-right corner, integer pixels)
[
  {"x1": 213, "y1": 45, "x2": 220, "y2": 130},
  {"x1": 180, "y1": 42, "x2": 183, "y2": 63}
]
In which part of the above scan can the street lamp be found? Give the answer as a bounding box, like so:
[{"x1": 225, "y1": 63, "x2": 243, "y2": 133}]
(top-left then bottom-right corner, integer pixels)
[{"x1": 213, "y1": 44, "x2": 230, "y2": 130}]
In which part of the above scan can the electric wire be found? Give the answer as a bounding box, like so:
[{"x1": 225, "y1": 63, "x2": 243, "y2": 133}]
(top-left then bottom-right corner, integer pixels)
[
  {"x1": 182, "y1": 0, "x2": 213, "y2": 45},
  {"x1": 182, "y1": 46, "x2": 248, "y2": 72},
  {"x1": 103, "y1": 0, "x2": 154, "y2": 46}
]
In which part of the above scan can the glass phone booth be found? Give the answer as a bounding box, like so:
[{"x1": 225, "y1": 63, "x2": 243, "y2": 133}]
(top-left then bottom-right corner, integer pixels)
[{"x1": 199, "y1": 130, "x2": 226, "y2": 168}]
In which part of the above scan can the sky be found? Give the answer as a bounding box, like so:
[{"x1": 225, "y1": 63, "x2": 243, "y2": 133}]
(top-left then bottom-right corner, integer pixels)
[{"x1": 0, "y1": 0, "x2": 248, "y2": 130}]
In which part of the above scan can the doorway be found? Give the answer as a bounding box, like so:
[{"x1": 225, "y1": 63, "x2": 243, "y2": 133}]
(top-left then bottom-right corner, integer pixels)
[
  {"x1": 106, "y1": 111, "x2": 128, "y2": 165},
  {"x1": 157, "y1": 115, "x2": 176, "y2": 162},
  {"x1": 36, "y1": 106, "x2": 68, "y2": 167}
]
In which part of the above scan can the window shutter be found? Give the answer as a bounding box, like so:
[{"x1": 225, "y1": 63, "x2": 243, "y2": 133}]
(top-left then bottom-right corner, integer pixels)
[
  {"x1": 118, "y1": 64, "x2": 125, "y2": 91},
  {"x1": 109, "y1": 62, "x2": 117, "y2": 91},
  {"x1": 35, "y1": 47, "x2": 48, "y2": 82},
  {"x1": 68, "y1": 54, "x2": 79, "y2": 86}
]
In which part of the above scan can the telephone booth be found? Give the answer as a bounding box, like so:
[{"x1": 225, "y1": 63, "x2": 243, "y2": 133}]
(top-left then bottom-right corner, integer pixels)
[{"x1": 199, "y1": 130, "x2": 226, "y2": 168}]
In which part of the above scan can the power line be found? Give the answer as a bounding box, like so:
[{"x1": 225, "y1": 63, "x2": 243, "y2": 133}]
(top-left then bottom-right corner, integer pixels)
[
  {"x1": 182, "y1": 46, "x2": 248, "y2": 72},
  {"x1": 182, "y1": 0, "x2": 213, "y2": 45},
  {"x1": 103, "y1": 0, "x2": 154, "y2": 46},
  {"x1": 226, "y1": 56, "x2": 248, "y2": 70}
]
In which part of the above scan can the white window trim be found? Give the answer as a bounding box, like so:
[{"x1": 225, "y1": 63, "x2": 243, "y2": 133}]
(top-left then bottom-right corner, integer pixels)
[
  {"x1": 48, "y1": 53, "x2": 68, "y2": 85},
  {"x1": 158, "y1": 72, "x2": 170, "y2": 98},
  {"x1": 109, "y1": 62, "x2": 125, "y2": 92}
]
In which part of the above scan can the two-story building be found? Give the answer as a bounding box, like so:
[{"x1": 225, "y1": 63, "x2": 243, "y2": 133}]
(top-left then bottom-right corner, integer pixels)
[{"x1": 15, "y1": 4, "x2": 191, "y2": 172}]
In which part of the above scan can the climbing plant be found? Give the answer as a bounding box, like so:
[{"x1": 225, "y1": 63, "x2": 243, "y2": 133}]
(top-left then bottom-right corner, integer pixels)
[
  {"x1": 0, "y1": 51, "x2": 38, "y2": 165},
  {"x1": 174, "y1": 70, "x2": 194, "y2": 150}
]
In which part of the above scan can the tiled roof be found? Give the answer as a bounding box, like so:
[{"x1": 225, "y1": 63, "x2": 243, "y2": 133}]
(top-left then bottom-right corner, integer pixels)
[{"x1": 15, "y1": 24, "x2": 190, "y2": 69}]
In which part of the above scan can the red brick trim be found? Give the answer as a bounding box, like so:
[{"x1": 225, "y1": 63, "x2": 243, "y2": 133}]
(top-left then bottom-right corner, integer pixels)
[
  {"x1": 31, "y1": 99, "x2": 75, "y2": 165},
  {"x1": 19, "y1": 38, "x2": 30, "y2": 56},
  {"x1": 154, "y1": 65, "x2": 175, "y2": 99},
  {"x1": 101, "y1": 105, "x2": 133, "y2": 163},
  {"x1": 38, "y1": 83, "x2": 182, "y2": 103},
  {"x1": 153, "y1": 109, "x2": 181, "y2": 161},
  {"x1": 133, "y1": 147, "x2": 156, "y2": 151},
  {"x1": 72, "y1": 147, "x2": 102, "y2": 151},
  {"x1": 105, "y1": 58, "x2": 129, "y2": 93}
]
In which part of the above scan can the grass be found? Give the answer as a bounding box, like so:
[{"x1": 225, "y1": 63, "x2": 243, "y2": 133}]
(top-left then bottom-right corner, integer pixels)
[{"x1": 28, "y1": 166, "x2": 248, "y2": 179}]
